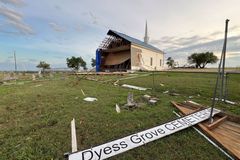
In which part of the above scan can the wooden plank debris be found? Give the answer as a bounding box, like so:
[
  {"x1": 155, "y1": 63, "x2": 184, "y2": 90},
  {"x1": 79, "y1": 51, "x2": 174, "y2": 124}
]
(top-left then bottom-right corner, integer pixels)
[
  {"x1": 172, "y1": 101, "x2": 240, "y2": 159},
  {"x1": 122, "y1": 84, "x2": 150, "y2": 91},
  {"x1": 71, "y1": 118, "x2": 78, "y2": 152}
]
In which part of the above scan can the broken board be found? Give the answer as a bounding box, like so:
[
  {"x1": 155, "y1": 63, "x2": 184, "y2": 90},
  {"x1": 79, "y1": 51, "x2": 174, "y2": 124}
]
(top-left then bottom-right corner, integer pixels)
[
  {"x1": 172, "y1": 101, "x2": 240, "y2": 159},
  {"x1": 69, "y1": 108, "x2": 220, "y2": 160}
]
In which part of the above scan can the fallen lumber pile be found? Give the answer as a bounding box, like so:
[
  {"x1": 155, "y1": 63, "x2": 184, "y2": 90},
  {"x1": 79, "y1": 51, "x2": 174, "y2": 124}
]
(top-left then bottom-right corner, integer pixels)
[{"x1": 172, "y1": 101, "x2": 240, "y2": 159}]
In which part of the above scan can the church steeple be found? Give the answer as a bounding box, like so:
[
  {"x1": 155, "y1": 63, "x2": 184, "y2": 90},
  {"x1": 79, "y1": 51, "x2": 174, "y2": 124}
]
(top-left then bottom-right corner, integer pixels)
[{"x1": 144, "y1": 21, "x2": 149, "y2": 43}]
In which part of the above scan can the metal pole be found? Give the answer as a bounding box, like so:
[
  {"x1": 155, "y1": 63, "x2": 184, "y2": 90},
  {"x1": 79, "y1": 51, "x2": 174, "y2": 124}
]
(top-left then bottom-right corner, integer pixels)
[
  {"x1": 209, "y1": 19, "x2": 229, "y2": 123},
  {"x1": 209, "y1": 53, "x2": 223, "y2": 123},
  {"x1": 220, "y1": 19, "x2": 229, "y2": 100},
  {"x1": 14, "y1": 51, "x2": 17, "y2": 73},
  {"x1": 224, "y1": 73, "x2": 228, "y2": 102}
]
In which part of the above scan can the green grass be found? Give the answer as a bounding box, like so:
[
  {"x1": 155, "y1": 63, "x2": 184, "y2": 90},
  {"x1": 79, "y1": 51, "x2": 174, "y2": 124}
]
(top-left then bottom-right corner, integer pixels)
[{"x1": 0, "y1": 72, "x2": 239, "y2": 159}]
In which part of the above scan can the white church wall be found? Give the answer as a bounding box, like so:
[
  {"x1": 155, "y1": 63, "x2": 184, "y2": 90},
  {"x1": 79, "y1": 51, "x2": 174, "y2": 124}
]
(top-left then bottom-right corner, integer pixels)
[{"x1": 131, "y1": 44, "x2": 164, "y2": 71}]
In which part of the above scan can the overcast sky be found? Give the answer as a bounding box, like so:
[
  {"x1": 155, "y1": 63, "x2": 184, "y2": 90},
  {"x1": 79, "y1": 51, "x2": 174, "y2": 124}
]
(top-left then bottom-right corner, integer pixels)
[{"x1": 0, "y1": 0, "x2": 240, "y2": 71}]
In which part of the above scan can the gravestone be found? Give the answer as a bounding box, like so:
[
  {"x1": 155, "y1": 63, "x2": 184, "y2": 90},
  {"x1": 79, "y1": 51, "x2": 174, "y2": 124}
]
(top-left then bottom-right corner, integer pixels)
[
  {"x1": 50, "y1": 73, "x2": 54, "y2": 79},
  {"x1": 3, "y1": 73, "x2": 11, "y2": 81},
  {"x1": 32, "y1": 74, "x2": 36, "y2": 81},
  {"x1": 38, "y1": 70, "x2": 43, "y2": 78},
  {"x1": 127, "y1": 93, "x2": 135, "y2": 107}
]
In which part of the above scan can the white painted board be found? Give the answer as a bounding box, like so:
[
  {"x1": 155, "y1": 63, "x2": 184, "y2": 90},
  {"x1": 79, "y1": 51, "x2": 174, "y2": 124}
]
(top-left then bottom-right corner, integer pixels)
[{"x1": 121, "y1": 84, "x2": 149, "y2": 91}]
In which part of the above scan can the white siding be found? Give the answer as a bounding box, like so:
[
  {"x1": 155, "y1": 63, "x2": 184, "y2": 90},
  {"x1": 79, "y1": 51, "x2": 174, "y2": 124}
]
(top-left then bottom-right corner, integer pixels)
[{"x1": 131, "y1": 44, "x2": 164, "y2": 71}]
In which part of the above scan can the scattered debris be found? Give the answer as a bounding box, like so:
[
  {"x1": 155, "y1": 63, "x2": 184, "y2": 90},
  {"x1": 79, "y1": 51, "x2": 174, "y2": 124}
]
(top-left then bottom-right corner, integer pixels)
[
  {"x1": 169, "y1": 92, "x2": 180, "y2": 96},
  {"x1": 71, "y1": 118, "x2": 78, "y2": 152},
  {"x1": 83, "y1": 97, "x2": 97, "y2": 102},
  {"x1": 17, "y1": 82, "x2": 24, "y2": 85},
  {"x1": 143, "y1": 94, "x2": 151, "y2": 100},
  {"x1": 159, "y1": 83, "x2": 165, "y2": 87},
  {"x1": 143, "y1": 94, "x2": 159, "y2": 105},
  {"x1": 212, "y1": 98, "x2": 236, "y2": 105},
  {"x1": 115, "y1": 104, "x2": 121, "y2": 113},
  {"x1": 172, "y1": 101, "x2": 240, "y2": 159},
  {"x1": 81, "y1": 89, "x2": 86, "y2": 96},
  {"x1": 2, "y1": 82, "x2": 14, "y2": 86},
  {"x1": 189, "y1": 96, "x2": 194, "y2": 99},
  {"x1": 113, "y1": 80, "x2": 119, "y2": 86},
  {"x1": 122, "y1": 84, "x2": 150, "y2": 91},
  {"x1": 34, "y1": 84, "x2": 43, "y2": 88},
  {"x1": 128, "y1": 74, "x2": 138, "y2": 76},
  {"x1": 75, "y1": 97, "x2": 79, "y2": 100},
  {"x1": 163, "y1": 90, "x2": 169, "y2": 94},
  {"x1": 149, "y1": 99, "x2": 157, "y2": 105}
]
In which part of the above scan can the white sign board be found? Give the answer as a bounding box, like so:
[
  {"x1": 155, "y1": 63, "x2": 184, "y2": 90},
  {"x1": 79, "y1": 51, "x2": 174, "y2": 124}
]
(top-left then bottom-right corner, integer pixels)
[{"x1": 69, "y1": 108, "x2": 220, "y2": 160}]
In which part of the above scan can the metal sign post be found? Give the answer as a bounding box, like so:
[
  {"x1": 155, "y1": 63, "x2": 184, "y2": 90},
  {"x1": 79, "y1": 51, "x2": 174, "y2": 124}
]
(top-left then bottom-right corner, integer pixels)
[{"x1": 209, "y1": 19, "x2": 229, "y2": 123}]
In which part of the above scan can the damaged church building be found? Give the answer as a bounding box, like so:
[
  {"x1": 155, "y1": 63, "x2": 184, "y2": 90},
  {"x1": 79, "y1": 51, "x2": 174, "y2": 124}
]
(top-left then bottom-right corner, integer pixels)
[{"x1": 96, "y1": 23, "x2": 165, "y2": 72}]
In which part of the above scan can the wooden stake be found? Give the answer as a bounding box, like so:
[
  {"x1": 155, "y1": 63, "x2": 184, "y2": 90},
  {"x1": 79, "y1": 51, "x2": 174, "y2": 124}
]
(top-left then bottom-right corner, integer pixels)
[{"x1": 71, "y1": 118, "x2": 78, "y2": 152}]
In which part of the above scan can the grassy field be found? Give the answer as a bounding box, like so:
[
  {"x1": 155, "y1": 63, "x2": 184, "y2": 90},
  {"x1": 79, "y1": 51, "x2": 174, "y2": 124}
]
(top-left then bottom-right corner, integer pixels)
[{"x1": 0, "y1": 72, "x2": 239, "y2": 159}]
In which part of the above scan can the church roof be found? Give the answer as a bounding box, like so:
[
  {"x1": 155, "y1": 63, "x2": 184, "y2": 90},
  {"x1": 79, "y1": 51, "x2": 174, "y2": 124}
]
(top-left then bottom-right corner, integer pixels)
[{"x1": 107, "y1": 30, "x2": 163, "y2": 53}]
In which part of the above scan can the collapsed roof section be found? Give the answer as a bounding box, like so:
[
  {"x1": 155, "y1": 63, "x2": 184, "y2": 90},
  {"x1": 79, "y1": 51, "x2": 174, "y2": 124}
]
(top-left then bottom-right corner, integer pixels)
[
  {"x1": 98, "y1": 30, "x2": 131, "y2": 72},
  {"x1": 99, "y1": 31, "x2": 130, "y2": 50},
  {"x1": 99, "y1": 29, "x2": 163, "y2": 53},
  {"x1": 106, "y1": 30, "x2": 163, "y2": 53}
]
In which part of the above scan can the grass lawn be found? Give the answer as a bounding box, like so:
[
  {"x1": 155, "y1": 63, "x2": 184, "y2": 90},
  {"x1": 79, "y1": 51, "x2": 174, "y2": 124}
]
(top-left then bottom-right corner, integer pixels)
[{"x1": 0, "y1": 72, "x2": 239, "y2": 159}]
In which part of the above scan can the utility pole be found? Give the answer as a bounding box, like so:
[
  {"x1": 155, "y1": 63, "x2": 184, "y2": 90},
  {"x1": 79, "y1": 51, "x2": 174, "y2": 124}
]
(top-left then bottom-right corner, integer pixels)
[{"x1": 14, "y1": 51, "x2": 17, "y2": 73}]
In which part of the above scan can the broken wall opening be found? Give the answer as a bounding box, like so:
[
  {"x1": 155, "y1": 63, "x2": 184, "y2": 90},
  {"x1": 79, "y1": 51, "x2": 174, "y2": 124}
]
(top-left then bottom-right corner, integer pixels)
[{"x1": 98, "y1": 33, "x2": 131, "y2": 72}]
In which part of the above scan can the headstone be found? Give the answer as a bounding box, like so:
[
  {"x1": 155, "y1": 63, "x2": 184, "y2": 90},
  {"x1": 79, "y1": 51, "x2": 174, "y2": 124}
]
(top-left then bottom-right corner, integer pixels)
[
  {"x1": 50, "y1": 73, "x2": 54, "y2": 79},
  {"x1": 38, "y1": 70, "x2": 43, "y2": 78},
  {"x1": 115, "y1": 104, "x2": 121, "y2": 113},
  {"x1": 32, "y1": 74, "x2": 36, "y2": 81},
  {"x1": 3, "y1": 73, "x2": 11, "y2": 81},
  {"x1": 127, "y1": 93, "x2": 134, "y2": 107}
]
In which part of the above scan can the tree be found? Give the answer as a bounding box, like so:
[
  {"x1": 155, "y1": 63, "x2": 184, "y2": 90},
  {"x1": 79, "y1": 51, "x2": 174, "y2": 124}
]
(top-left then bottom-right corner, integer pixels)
[
  {"x1": 66, "y1": 56, "x2": 87, "y2": 71},
  {"x1": 166, "y1": 57, "x2": 175, "y2": 68},
  {"x1": 91, "y1": 58, "x2": 96, "y2": 67},
  {"x1": 188, "y1": 52, "x2": 218, "y2": 68},
  {"x1": 36, "y1": 61, "x2": 50, "y2": 73}
]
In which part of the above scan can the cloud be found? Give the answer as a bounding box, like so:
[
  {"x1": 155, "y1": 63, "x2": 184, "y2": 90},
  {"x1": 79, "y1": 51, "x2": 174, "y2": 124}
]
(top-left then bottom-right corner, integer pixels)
[
  {"x1": 170, "y1": 36, "x2": 240, "y2": 53},
  {"x1": 28, "y1": 58, "x2": 38, "y2": 62},
  {"x1": 0, "y1": 5, "x2": 22, "y2": 21},
  {"x1": 0, "y1": 5, "x2": 34, "y2": 35},
  {"x1": 49, "y1": 22, "x2": 66, "y2": 32},
  {"x1": 0, "y1": 0, "x2": 25, "y2": 6},
  {"x1": 163, "y1": 35, "x2": 240, "y2": 66},
  {"x1": 150, "y1": 34, "x2": 210, "y2": 50},
  {"x1": 7, "y1": 19, "x2": 34, "y2": 34},
  {"x1": 209, "y1": 31, "x2": 223, "y2": 37}
]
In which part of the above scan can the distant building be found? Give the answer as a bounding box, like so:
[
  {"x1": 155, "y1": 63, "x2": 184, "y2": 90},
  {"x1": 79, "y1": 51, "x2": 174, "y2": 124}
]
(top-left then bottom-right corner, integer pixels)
[{"x1": 96, "y1": 22, "x2": 164, "y2": 72}]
